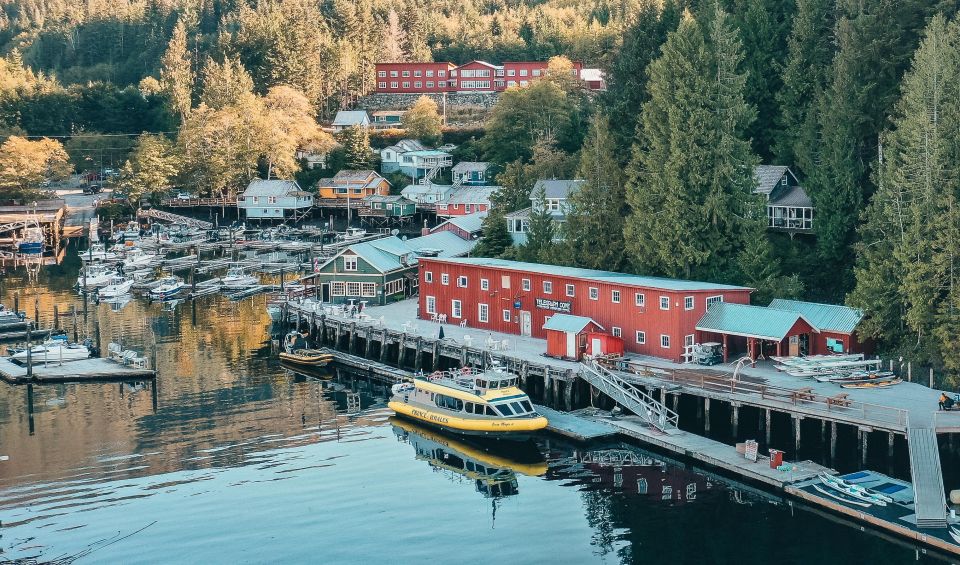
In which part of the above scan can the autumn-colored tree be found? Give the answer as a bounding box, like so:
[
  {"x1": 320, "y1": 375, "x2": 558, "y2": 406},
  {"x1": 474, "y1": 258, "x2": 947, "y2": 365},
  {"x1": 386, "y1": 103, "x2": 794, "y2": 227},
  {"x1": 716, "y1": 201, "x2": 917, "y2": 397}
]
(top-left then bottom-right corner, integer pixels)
[
  {"x1": 117, "y1": 134, "x2": 180, "y2": 203},
  {"x1": 0, "y1": 136, "x2": 71, "y2": 200},
  {"x1": 403, "y1": 96, "x2": 442, "y2": 145}
]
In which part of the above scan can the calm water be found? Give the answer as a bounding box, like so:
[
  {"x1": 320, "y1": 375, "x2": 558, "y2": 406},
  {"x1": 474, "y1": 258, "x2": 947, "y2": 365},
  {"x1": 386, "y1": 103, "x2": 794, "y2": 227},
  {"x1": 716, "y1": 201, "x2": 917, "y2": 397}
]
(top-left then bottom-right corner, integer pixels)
[{"x1": 0, "y1": 248, "x2": 943, "y2": 563}]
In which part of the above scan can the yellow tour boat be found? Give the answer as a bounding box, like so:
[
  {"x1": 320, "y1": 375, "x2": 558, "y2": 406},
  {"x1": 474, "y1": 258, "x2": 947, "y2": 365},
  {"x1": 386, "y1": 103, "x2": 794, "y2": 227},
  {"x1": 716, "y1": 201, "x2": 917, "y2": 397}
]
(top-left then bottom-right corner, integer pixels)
[{"x1": 389, "y1": 365, "x2": 548, "y2": 439}]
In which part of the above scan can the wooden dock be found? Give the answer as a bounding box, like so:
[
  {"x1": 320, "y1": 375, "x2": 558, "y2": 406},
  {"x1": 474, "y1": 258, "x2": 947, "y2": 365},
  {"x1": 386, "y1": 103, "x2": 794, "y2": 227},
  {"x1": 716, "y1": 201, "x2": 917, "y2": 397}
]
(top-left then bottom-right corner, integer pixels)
[
  {"x1": 907, "y1": 426, "x2": 948, "y2": 528},
  {"x1": 320, "y1": 347, "x2": 413, "y2": 383},
  {"x1": 535, "y1": 405, "x2": 618, "y2": 441},
  {"x1": 0, "y1": 356, "x2": 156, "y2": 384}
]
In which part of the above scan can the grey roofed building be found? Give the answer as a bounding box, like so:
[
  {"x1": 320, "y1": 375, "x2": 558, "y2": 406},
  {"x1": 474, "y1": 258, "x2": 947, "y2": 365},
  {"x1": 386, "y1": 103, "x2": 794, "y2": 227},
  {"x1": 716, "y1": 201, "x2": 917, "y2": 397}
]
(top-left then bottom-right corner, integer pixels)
[
  {"x1": 437, "y1": 211, "x2": 487, "y2": 235},
  {"x1": 753, "y1": 165, "x2": 796, "y2": 195},
  {"x1": 768, "y1": 184, "x2": 813, "y2": 208},
  {"x1": 332, "y1": 110, "x2": 371, "y2": 130},
  {"x1": 452, "y1": 161, "x2": 490, "y2": 173},
  {"x1": 531, "y1": 179, "x2": 586, "y2": 199},
  {"x1": 768, "y1": 299, "x2": 864, "y2": 334},
  {"x1": 241, "y1": 179, "x2": 306, "y2": 197},
  {"x1": 238, "y1": 179, "x2": 313, "y2": 220}
]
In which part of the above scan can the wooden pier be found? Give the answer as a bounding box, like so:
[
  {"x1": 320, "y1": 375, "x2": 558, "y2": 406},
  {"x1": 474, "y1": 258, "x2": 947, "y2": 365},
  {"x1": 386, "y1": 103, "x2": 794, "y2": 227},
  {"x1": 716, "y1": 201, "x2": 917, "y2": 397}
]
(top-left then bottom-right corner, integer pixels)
[{"x1": 0, "y1": 356, "x2": 156, "y2": 384}]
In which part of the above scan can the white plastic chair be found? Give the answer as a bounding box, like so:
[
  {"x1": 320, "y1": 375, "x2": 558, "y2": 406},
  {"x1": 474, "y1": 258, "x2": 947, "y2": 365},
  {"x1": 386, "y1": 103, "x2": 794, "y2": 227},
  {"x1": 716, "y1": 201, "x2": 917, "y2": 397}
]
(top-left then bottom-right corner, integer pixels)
[{"x1": 460, "y1": 320, "x2": 468, "y2": 328}]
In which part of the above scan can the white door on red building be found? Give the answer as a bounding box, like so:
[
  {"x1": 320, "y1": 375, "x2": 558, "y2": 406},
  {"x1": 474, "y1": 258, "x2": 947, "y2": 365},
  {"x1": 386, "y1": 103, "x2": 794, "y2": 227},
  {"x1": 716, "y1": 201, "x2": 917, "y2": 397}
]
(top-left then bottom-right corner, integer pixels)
[
  {"x1": 566, "y1": 332, "x2": 577, "y2": 358},
  {"x1": 520, "y1": 311, "x2": 531, "y2": 336}
]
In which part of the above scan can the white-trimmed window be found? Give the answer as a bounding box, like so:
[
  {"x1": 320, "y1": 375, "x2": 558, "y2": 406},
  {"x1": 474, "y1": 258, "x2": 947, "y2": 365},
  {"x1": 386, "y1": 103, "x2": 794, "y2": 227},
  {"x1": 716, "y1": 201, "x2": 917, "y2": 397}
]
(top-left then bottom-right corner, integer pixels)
[
  {"x1": 402, "y1": 70, "x2": 410, "y2": 77},
  {"x1": 426, "y1": 70, "x2": 434, "y2": 77},
  {"x1": 707, "y1": 295, "x2": 723, "y2": 307},
  {"x1": 566, "y1": 284, "x2": 575, "y2": 297},
  {"x1": 390, "y1": 70, "x2": 398, "y2": 77},
  {"x1": 414, "y1": 70, "x2": 422, "y2": 77},
  {"x1": 478, "y1": 303, "x2": 489, "y2": 323},
  {"x1": 522, "y1": 278, "x2": 531, "y2": 291},
  {"x1": 684, "y1": 296, "x2": 694, "y2": 310},
  {"x1": 426, "y1": 296, "x2": 436, "y2": 314},
  {"x1": 660, "y1": 296, "x2": 670, "y2": 310},
  {"x1": 384, "y1": 279, "x2": 404, "y2": 295},
  {"x1": 426, "y1": 81, "x2": 434, "y2": 88},
  {"x1": 425, "y1": 271, "x2": 433, "y2": 283},
  {"x1": 543, "y1": 281, "x2": 552, "y2": 294},
  {"x1": 684, "y1": 334, "x2": 695, "y2": 347},
  {"x1": 503, "y1": 309, "x2": 511, "y2": 322},
  {"x1": 361, "y1": 283, "x2": 376, "y2": 297},
  {"x1": 332, "y1": 281, "x2": 345, "y2": 296},
  {"x1": 346, "y1": 282, "x2": 361, "y2": 296},
  {"x1": 612, "y1": 327, "x2": 622, "y2": 338},
  {"x1": 636, "y1": 331, "x2": 646, "y2": 344},
  {"x1": 378, "y1": 81, "x2": 386, "y2": 89},
  {"x1": 402, "y1": 81, "x2": 410, "y2": 88},
  {"x1": 660, "y1": 334, "x2": 671, "y2": 349},
  {"x1": 452, "y1": 300, "x2": 462, "y2": 319},
  {"x1": 378, "y1": 70, "x2": 387, "y2": 78},
  {"x1": 612, "y1": 290, "x2": 621, "y2": 303},
  {"x1": 635, "y1": 292, "x2": 645, "y2": 307},
  {"x1": 414, "y1": 81, "x2": 422, "y2": 88},
  {"x1": 390, "y1": 81, "x2": 398, "y2": 88},
  {"x1": 457, "y1": 276, "x2": 468, "y2": 288},
  {"x1": 481, "y1": 278, "x2": 489, "y2": 290},
  {"x1": 441, "y1": 273, "x2": 449, "y2": 286},
  {"x1": 343, "y1": 256, "x2": 358, "y2": 271},
  {"x1": 589, "y1": 287, "x2": 599, "y2": 300}
]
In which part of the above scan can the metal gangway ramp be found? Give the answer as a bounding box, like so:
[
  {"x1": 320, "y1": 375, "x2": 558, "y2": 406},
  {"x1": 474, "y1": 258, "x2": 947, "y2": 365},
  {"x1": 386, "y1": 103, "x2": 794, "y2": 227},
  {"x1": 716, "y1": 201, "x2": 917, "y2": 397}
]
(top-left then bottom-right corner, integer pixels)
[
  {"x1": 908, "y1": 426, "x2": 948, "y2": 529},
  {"x1": 580, "y1": 359, "x2": 679, "y2": 433},
  {"x1": 138, "y1": 208, "x2": 213, "y2": 230}
]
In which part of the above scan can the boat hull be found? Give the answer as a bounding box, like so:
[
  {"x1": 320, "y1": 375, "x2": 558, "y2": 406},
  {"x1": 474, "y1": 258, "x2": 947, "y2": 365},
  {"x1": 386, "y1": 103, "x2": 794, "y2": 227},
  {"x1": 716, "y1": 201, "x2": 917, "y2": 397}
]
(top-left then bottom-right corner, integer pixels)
[
  {"x1": 17, "y1": 242, "x2": 44, "y2": 254},
  {"x1": 389, "y1": 401, "x2": 548, "y2": 439},
  {"x1": 279, "y1": 352, "x2": 333, "y2": 368}
]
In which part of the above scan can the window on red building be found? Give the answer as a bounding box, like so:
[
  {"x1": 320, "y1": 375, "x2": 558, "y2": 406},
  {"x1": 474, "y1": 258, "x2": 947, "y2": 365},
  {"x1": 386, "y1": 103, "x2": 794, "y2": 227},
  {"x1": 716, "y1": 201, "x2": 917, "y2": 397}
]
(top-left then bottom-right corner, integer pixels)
[
  {"x1": 660, "y1": 335, "x2": 671, "y2": 348},
  {"x1": 660, "y1": 296, "x2": 669, "y2": 310},
  {"x1": 452, "y1": 300, "x2": 462, "y2": 319},
  {"x1": 636, "y1": 331, "x2": 646, "y2": 344},
  {"x1": 566, "y1": 284, "x2": 575, "y2": 297},
  {"x1": 612, "y1": 290, "x2": 621, "y2": 303},
  {"x1": 503, "y1": 309, "x2": 511, "y2": 322},
  {"x1": 426, "y1": 296, "x2": 436, "y2": 314},
  {"x1": 684, "y1": 296, "x2": 694, "y2": 310},
  {"x1": 543, "y1": 281, "x2": 552, "y2": 294},
  {"x1": 478, "y1": 303, "x2": 489, "y2": 323},
  {"x1": 612, "y1": 327, "x2": 622, "y2": 338},
  {"x1": 522, "y1": 279, "x2": 531, "y2": 291},
  {"x1": 424, "y1": 271, "x2": 433, "y2": 283},
  {"x1": 589, "y1": 287, "x2": 599, "y2": 300}
]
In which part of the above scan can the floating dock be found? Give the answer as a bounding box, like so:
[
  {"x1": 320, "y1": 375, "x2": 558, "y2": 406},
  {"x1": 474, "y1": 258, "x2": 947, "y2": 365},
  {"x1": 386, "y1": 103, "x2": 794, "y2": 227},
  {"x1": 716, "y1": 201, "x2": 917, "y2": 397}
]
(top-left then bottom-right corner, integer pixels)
[
  {"x1": 0, "y1": 356, "x2": 156, "y2": 384},
  {"x1": 535, "y1": 405, "x2": 618, "y2": 441}
]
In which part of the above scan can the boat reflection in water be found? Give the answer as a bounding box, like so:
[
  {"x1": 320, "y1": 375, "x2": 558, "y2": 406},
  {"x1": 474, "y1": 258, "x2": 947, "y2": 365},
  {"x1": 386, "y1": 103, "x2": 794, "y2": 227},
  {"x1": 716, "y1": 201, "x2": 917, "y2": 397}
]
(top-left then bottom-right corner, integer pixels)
[{"x1": 391, "y1": 417, "x2": 548, "y2": 499}]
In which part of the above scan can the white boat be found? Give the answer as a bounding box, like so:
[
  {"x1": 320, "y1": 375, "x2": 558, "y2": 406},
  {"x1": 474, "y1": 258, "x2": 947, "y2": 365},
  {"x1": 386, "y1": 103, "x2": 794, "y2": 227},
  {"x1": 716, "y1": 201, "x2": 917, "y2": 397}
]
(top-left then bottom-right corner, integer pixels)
[
  {"x1": 112, "y1": 221, "x2": 142, "y2": 242},
  {"x1": 10, "y1": 339, "x2": 91, "y2": 362},
  {"x1": 220, "y1": 266, "x2": 259, "y2": 288},
  {"x1": 812, "y1": 483, "x2": 873, "y2": 508},
  {"x1": 16, "y1": 225, "x2": 44, "y2": 254},
  {"x1": 81, "y1": 243, "x2": 121, "y2": 262},
  {"x1": 97, "y1": 275, "x2": 134, "y2": 299},
  {"x1": 0, "y1": 308, "x2": 26, "y2": 326},
  {"x1": 122, "y1": 248, "x2": 157, "y2": 269},
  {"x1": 950, "y1": 526, "x2": 960, "y2": 545},
  {"x1": 76, "y1": 264, "x2": 117, "y2": 289},
  {"x1": 150, "y1": 276, "x2": 186, "y2": 299},
  {"x1": 818, "y1": 473, "x2": 887, "y2": 505},
  {"x1": 338, "y1": 227, "x2": 367, "y2": 242}
]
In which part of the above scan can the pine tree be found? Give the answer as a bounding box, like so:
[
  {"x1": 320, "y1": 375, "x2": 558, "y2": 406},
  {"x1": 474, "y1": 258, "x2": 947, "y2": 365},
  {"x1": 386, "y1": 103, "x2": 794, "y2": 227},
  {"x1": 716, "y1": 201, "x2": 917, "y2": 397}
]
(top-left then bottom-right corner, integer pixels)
[
  {"x1": 774, "y1": 0, "x2": 835, "y2": 172},
  {"x1": 473, "y1": 211, "x2": 514, "y2": 257},
  {"x1": 601, "y1": 0, "x2": 681, "y2": 156},
  {"x1": 519, "y1": 185, "x2": 558, "y2": 263},
  {"x1": 118, "y1": 134, "x2": 180, "y2": 202},
  {"x1": 338, "y1": 125, "x2": 372, "y2": 169},
  {"x1": 160, "y1": 18, "x2": 194, "y2": 119},
  {"x1": 200, "y1": 57, "x2": 254, "y2": 110},
  {"x1": 625, "y1": 7, "x2": 762, "y2": 280},
  {"x1": 560, "y1": 114, "x2": 626, "y2": 271},
  {"x1": 382, "y1": 8, "x2": 407, "y2": 62},
  {"x1": 850, "y1": 15, "x2": 960, "y2": 368}
]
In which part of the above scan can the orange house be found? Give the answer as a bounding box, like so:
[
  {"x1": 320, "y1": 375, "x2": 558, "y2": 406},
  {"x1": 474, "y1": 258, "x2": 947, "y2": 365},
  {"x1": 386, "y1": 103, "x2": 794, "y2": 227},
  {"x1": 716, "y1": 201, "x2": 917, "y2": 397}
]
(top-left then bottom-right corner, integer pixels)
[{"x1": 316, "y1": 170, "x2": 391, "y2": 200}]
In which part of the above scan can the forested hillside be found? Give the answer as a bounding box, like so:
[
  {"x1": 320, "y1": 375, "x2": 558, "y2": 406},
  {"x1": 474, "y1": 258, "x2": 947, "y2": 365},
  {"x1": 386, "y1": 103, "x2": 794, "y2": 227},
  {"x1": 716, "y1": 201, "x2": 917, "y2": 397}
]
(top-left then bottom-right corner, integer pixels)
[{"x1": 0, "y1": 0, "x2": 958, "y2": 370}]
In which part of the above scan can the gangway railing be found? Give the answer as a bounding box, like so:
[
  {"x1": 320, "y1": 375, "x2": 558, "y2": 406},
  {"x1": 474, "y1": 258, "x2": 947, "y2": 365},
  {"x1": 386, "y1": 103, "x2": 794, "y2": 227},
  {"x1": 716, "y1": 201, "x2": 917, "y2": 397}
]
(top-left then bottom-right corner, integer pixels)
[
  {"x1": 137, "y1": 208, "x2": 213, "y2": 230},
  {"x1": 580, "y1": 359, "x2": 679, "y2": 432}
]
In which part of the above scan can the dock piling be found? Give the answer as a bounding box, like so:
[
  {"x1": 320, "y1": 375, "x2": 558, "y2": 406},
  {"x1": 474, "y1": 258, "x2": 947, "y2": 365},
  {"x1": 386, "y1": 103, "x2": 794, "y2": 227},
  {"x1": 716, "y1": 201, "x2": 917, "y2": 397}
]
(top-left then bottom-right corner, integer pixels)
[
  {"x1": 888, "y1": 432, "x2": 895, "y2": 458},
  {"x1": 704, "y1": 398, "x2": 710, "y2": 433},
  {"x1": 830, "y1": 421, "x2": 837, "y2": 460},
  {"x1": 53, "y1": 305, "x2": 59, "y2": 330},
  {"x1": 793, "y1": 415, "x2": 801, "y2": 453},
  {"x1": 731, "y1": 404, "x2": 739, "y2": 437},
  {"x1": 860, "y1": 428, "x2": 868, "y2": 465}
]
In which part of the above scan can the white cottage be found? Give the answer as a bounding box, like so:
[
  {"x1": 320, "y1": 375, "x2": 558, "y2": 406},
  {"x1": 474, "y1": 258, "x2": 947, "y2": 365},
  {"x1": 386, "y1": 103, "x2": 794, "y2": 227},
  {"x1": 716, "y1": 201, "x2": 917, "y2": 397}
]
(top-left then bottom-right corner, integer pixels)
[{"x1": 238, "y1": 179, "x2": 313, "y2": 221}]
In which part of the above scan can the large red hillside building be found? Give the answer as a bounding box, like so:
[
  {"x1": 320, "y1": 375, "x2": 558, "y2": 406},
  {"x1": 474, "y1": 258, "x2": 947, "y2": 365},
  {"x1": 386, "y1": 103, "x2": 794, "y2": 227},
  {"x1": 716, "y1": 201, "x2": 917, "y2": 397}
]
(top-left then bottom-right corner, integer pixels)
[
  {"x1": 375, "y1": 60, "x2": 601, "y2": 94},
  {"x1": 417, "y1": 257, "x2": 753, "y2": 363}
]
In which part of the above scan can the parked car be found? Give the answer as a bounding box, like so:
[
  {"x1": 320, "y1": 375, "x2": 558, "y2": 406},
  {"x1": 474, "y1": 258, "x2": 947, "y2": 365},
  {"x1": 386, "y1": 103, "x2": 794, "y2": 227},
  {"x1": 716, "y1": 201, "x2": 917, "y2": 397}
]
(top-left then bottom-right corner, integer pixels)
[{"x1": 83, "y1": 184, "x2": 102, "y2": 195}]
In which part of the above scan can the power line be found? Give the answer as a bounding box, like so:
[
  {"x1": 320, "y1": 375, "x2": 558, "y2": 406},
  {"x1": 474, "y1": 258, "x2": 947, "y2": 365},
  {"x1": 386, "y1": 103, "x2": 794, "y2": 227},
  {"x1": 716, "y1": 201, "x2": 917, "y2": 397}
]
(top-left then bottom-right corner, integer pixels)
[{"x1": 18, "y1": 131, "x2": 177, "y2": 139}]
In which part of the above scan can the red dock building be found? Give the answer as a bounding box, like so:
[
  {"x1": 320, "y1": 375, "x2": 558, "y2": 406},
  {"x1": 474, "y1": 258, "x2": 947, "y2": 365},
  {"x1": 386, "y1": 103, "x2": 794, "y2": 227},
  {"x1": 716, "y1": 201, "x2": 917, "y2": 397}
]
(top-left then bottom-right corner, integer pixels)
[{"x1": 417, "y1": 257, "x2": 753, "y2": 362}]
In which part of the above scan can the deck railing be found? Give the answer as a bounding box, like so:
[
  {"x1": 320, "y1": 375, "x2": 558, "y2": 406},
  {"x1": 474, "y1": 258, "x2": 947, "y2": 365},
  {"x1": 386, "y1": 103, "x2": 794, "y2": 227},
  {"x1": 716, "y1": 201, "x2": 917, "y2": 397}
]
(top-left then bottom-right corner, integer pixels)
[{"x1": 608, "y1": 359, "x2": 909, "y2": 431}]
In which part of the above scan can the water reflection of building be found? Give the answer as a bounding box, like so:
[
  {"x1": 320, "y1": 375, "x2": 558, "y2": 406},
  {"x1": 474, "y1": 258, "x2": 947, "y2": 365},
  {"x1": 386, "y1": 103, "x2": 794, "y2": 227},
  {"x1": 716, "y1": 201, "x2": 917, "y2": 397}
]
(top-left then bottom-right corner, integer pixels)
[
  {"x1": 391, "y1": 418, "x2": 547, "y2": 499},
  {"x1": 550, "y1": 446, "x2": 713, "y2": 504}
]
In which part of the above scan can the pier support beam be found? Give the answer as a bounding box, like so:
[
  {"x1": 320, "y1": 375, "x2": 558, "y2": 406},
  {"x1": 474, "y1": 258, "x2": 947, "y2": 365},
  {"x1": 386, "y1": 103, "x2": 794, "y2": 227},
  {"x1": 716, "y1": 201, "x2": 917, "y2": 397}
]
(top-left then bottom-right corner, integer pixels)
[
  {"x1": 379, "y1": 330, "x2": 388, "y2": 363},
  {"x1": 671, "y1": 393, "x2": 678, "y2": 413},
  {"x1": 888, "y1": 432, "x2": 895, "y2": 458},
  {"x1": 731, "y1": 405, "x2": 739, "y2": 438},
  {"x1": 860, "y1": 428, "x2": 868, "y2": 465},
  {"x1": 793, "y1": 416, "x2": 801, "y2": 453},
  {"x1": 704, "y1": 398, "x2": 711, "y2": 433},
  {"x1": 431, "y1": 341, "x2": 439, "y2": 370},
  {"x1": 335, "y1": 323, "x2": 343, "y2": 351},
  {"x1": 364, "y1": 334, "x2": 372, "y2": 359},
  {"x1": 765, "y1": 409, "x2": 771, "y2": 445},
  {"x1": 414, "y1": 337, "x2": 424, "y2": 372},
  {"x1": 830, "y1": 422, "x2": 837, "y2": 460},
  {"x1": 349, "y1": 323, "x2": 357, "y2": 354},
  {"x1": 397, "y1": 333, "x2": 406, "y2": 368},
  {"x1": 564, "y1": 377, "x2": 573, "y2": 411}
]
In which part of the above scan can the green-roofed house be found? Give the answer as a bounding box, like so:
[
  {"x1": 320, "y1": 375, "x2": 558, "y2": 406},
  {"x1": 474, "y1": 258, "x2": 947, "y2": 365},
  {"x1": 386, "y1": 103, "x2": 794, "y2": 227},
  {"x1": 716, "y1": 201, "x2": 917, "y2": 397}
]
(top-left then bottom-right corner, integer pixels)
[
  {"x1": 768, "y1": 299, "x2": 867, "y2": 355},
  {"x1": 696, "y1": 299, "x2": 869, "y2": 362}
]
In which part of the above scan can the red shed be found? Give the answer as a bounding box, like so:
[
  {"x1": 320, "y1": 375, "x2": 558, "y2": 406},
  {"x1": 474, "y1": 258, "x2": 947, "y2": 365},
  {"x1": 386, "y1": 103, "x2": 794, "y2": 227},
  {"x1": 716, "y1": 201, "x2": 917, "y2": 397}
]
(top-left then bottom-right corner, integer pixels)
[
  {"x1": 585, "y1": 332, "x2": 625, "y2": 358},
  {"x1": 543, "y1": 314, "x2": 603, "y2": 360},
  {"x1": 767, "y1": 299, "x2": 869, "y2": 355}
]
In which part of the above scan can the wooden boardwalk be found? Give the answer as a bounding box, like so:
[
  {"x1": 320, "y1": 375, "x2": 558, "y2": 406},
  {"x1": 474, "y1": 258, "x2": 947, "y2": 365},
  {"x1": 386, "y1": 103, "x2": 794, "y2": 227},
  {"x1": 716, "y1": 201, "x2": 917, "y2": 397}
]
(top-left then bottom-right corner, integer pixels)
[
  {"x1": 0, "y1": 356, "x2": 156, "y2": 384},
  {"x1": 907, "y1": 426, "x2": 948, "y2": 528}
]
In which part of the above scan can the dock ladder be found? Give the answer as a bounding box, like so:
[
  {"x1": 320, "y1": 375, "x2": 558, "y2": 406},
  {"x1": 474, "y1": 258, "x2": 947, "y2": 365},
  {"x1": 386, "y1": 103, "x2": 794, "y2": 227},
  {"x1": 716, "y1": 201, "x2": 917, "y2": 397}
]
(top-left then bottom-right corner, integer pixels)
[
  {"x1": 579, "y1": 359, "x2": 679, "y2": 433},
  {"x1": 907, "y1": 426, "x2": 948, "y2": 529}
]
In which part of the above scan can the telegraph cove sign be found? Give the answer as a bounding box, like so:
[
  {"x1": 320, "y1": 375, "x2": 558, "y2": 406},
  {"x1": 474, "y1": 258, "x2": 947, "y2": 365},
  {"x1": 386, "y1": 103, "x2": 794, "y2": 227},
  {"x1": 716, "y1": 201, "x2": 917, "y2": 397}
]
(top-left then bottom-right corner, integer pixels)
[{"x1": 536, "y1": 298, "x2": 572, "y2": 313}]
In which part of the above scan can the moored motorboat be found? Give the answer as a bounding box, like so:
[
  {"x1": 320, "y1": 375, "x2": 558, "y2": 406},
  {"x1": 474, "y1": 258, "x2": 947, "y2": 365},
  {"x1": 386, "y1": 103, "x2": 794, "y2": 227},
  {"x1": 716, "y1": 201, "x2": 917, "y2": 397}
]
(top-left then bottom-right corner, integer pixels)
[
  {"x1": 10, "y1": 338, "x2": 91, "y2": 363},
  {"x1": 122, "y1": 248, "x2": 157, "y2": 270},
  {"x1": 220, "y1": 266, "x2": 259, "y2": 288},
  {"x1": 279, "y1": 348, "x2": 334, "y2": 368},
  {"x1": 818, "y1": 473, "x2": 892, "y2": 503},
  {"x1": 389, "y1": 365, "x2": 548, "y2": 439},
  {"x1": 80, "y1": 243, "x2": 121, "y2": 262},
  {"x1": 76, "y1": 264, "x2": 117, "y2": 289},
  {"x1": 16, "y1": 225, "x2": 45, "y2": 255},
  {"x1": 149, "y1": 276, "x2": 186, "y2": 299},
  {"x1": 338, "y1": 227, "x2": 367, "y2": 242},
  {"x1": 841, "y1": 378, "x2": 902, "y2": 389},
  {"x1": 97, "y1": 275, "x2": 134, "y2": 299}
]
